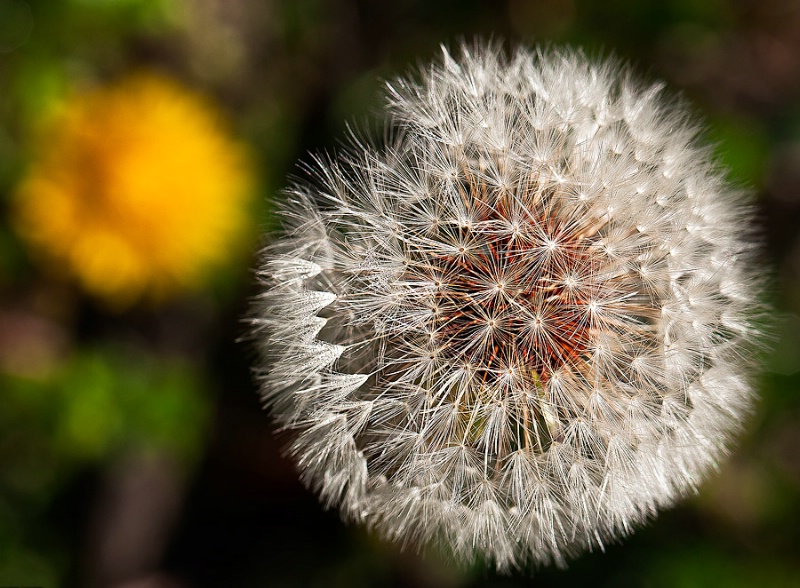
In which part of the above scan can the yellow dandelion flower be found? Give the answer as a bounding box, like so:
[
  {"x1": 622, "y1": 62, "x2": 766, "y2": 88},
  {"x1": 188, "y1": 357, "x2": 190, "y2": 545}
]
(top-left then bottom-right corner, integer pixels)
[{"x1": 13, "y1": 73, "x2": 253, "y2": 307}]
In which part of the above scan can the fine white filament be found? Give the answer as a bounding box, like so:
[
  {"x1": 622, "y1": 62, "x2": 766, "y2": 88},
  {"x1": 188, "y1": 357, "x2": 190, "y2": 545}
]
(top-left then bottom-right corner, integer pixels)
[{"x1": 252, "y1": 43, "x2": 763, "y2": 570}]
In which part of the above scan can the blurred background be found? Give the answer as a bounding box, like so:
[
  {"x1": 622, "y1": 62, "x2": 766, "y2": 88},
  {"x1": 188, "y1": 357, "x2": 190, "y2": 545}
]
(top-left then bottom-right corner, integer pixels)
[{"x1": 1, "y1": 0, "x2": 799, "y2": 586}]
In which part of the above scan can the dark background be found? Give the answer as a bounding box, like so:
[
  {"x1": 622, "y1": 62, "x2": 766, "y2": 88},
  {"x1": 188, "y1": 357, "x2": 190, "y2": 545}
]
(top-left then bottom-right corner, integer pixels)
[{"x1": 2, "y1": 0, "x2": 800, "y2": 586}]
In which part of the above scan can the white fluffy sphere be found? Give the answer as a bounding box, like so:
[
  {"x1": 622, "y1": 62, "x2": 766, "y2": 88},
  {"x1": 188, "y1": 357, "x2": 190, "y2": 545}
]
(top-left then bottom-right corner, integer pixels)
[{"x1": 252, "y1": 43, "x2": 764, "y2": 570}]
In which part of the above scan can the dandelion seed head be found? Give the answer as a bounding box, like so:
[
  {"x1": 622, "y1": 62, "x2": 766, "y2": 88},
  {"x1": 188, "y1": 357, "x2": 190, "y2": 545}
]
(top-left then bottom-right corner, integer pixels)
[{"x1": 252, "y1": 42, "x2": 765, "y2": 570}]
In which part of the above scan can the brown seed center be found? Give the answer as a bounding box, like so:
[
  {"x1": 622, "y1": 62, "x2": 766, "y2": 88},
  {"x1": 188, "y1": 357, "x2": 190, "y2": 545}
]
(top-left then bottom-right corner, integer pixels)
[{"x1": 428, "y1": 203, "x2": 595, "y2": 391}]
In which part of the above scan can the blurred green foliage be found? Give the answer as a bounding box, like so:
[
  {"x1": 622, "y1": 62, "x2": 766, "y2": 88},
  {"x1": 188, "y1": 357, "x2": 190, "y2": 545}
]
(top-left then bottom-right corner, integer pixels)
[{"x1": 0, "y1": 348, "x2": 209, "y2": 584}]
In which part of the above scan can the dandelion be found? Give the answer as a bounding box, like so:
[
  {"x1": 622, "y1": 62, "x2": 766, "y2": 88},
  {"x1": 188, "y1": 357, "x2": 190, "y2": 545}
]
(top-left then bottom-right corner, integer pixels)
[
  {"x1": 252, "y1": 43, "x2": 764, "y2": 570},
  {"x1": 13, "y1": 74, "x2": 253, "y2": 307}
]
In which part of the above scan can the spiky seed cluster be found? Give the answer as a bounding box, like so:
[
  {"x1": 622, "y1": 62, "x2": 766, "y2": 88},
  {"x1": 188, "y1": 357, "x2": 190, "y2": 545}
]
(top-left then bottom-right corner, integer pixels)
[{"x1": 252, "y1": 43, "x2": 763, "y2": 570}]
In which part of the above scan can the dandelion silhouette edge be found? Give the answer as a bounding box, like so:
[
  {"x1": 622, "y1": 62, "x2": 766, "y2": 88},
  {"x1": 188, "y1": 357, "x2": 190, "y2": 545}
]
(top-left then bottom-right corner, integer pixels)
[{"x1": 251, "y1": 42, "x2": 764, "y2": 570}]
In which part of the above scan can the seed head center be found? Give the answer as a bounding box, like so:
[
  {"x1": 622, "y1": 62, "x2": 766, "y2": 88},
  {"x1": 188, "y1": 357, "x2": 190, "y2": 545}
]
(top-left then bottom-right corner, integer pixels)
[{"x1": 424, "y1": 192, "x2": 595, "y2": 391}]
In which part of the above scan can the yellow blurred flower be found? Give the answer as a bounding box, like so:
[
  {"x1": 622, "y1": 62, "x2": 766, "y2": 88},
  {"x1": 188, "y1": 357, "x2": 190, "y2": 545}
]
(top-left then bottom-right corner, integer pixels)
[{"x1": 13, "y1": 73, "x2": 253, "y2": 307}]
